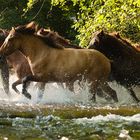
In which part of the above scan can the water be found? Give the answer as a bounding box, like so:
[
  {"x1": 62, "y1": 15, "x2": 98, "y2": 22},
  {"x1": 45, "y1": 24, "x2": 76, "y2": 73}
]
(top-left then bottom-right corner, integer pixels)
[{"x1": 0, "y1": 74, "x2": 139, "y2": 140}]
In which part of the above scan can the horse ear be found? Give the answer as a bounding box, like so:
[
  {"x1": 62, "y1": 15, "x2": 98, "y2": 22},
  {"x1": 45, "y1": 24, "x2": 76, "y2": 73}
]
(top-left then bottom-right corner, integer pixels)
[
  {"x1": 26, "y1": 21, "x2": 37, "y2": 30},
  {"x1": 35, "y1": 24, "x2": 42, "y2": 32},
  {"x1": 100, "y1": 30, "x2": 104, "y2": 36},
  {"x1": 12, "y1": 27, "x2": 15, "y2": 31},
  {"x1": 115, "y1": 32, "x2": 120, "y2": 38}
]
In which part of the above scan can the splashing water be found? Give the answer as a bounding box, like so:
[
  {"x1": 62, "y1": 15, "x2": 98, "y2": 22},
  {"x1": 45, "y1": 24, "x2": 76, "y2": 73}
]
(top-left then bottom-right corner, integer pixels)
[
  {"x1": 0, "y1": 73, "x2": 139, "y2": 105},
  {"x1": 0, "y1": 73, "x2": 139, "y2": 140}
]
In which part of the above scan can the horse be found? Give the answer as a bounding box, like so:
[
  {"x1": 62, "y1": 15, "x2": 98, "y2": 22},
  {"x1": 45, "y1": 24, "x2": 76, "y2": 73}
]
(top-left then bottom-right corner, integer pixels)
[
  {"x1": 0, "y1": 26, "x2": 80, "y2": 95},
  {"x1": 112, "y1": 32, "x2": 140, "y2": 52},
  {"x1": 0, "y1": 23, "x2": 118, "y2": 102},
  {"x1": 37, "y1": 28, "x2": 82, "y2": 49},
  {"x1": 0, "y1": 28, "x2": 46, "y2": 96},
  {"x1": 0, "y1": 54, "x2": 9, "y2": 95},
  {"x1": 0, "y1": 26, "x2": 81, "y2": 96},
  {"x1": 89, "y1": 30, "x2": 140, "y2": 103},
  {"x1": 0, "y1": 29, "x2": 9, "y2": 95}
]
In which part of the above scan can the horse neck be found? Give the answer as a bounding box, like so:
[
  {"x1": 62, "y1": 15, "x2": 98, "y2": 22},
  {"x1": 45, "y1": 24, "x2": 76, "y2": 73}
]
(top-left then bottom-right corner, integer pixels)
[
  {"x1": 19, "y1": 35, "x2": 50, "y2": 62},
  {"x1": 103, "y1": 36, "x2": 135, "y2": 57},
  {"x1": 118, "y1": 37, "x2": 140, "y2": 53}
]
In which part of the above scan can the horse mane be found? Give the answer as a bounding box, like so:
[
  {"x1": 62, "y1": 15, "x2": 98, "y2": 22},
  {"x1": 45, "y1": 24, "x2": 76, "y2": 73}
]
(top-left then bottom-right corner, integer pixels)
[
  {"x1": 48, "y1": 30, "x2": 82, "y2": 49},
  {"x1": 15, "y1": 25, "x2": 36, "y2": 35},
  {"x1": 37, "y1": 28, "x2": 82, "y2": 49},
  {"x1": 111, "y1": 32, "x2": 140, "y2": 52},
  {"x1": 102, "y1": 31, "x2": 138, "y2": 54},
  {"x1": 15, "y1": 24, "x2": 64, "y2": 49}
]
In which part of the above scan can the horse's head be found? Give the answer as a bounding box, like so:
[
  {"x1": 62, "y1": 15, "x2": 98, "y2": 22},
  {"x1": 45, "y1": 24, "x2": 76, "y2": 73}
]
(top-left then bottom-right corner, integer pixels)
[
  {"x1": 0, "y1": 27, "x2": 21, "y2": 56},
  {"x1": 89, "y1": 30, "x2": 107, "y2": 52},
  {"x1": 0, "y1": 22, "x2": 38, "y2": 56},
  {"x1": 89, "y1": 30, "x2": 126, "y2": 59}
]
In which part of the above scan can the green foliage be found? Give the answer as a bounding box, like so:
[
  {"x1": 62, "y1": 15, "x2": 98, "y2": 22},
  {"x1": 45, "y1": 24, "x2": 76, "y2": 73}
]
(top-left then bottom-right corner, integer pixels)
[
  {"x1": 23, "y1": 0, "x2": 77, "y2": 40},
  {"x1": 0, "y1": 0, "x2": 27, "y2": 29},
  {"x1": 0, "y1": 0, "x2": 139, "y2": 46},
  {"x1": 52, "y1": 0, "x2": 140, "y2": 47}
]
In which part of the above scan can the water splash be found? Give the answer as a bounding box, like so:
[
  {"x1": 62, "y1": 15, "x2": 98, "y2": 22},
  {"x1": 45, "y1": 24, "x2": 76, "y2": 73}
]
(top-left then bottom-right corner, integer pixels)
[{"x1": 0, "y1": 74, "x2": 139, "y2": 105}]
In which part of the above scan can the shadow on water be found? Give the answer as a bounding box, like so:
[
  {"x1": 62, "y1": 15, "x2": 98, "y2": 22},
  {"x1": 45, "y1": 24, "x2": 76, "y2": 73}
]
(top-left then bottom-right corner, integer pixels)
[{"x1": 0, "y1": 74, "x2": 139, "y2": 140}]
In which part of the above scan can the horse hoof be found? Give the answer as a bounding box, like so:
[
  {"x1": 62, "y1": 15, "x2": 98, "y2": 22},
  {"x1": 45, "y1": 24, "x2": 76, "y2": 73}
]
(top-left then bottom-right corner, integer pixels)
[
  {"x1": 113, "y1": 96, "x2": 119, "y2": 102},
  {"x1": 23, "y1": 92, "x2": 31, "y2": 99}
]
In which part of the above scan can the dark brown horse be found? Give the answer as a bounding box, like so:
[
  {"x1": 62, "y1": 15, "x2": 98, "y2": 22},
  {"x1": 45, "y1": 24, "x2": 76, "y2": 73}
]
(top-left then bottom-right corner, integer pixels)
[
  {"x1": 89, "y1": 30, "x2": 140, "y2": 102},
  {"x1": 0, "y1": 54, "x2": 9, "y2": 94},
  {"x1": 113, "y1": 32, "x2": 140, "y2": 52},
  {"x1": 0, "y1": 29, "x2": 9, "y2": 95},
  {"x1": 0, "y1": 23, "x2": 118, "y2": 102}
]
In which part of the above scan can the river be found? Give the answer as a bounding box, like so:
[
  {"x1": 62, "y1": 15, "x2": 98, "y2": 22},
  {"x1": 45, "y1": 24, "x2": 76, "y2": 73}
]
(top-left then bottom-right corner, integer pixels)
[{"x1": 0, "y1": 74, "x2": 139, "y2": 140}]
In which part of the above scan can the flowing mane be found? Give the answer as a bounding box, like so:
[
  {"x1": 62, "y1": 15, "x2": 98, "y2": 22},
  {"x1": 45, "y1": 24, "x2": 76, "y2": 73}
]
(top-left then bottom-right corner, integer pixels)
[
  {"x1": 94, "y1": 31, "x2": 138, "y2": 56},
  {"x1": 89, "y1": 30, "x2": 140, "y2": 102},
  {"x1": 15, "y1": 24, "x2": 64, "y2": 49},
  {"x1": 111, "y1": 32, "x2": 140, "y2": 52},
  {"x1": 37, "y1": 28, "x2": 82, "y2": 49}
]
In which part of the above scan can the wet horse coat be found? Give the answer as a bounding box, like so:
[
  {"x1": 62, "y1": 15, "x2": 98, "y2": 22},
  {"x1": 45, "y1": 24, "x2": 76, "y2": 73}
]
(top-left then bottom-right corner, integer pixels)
[
  {"x1": 89, "y1": 30, "x2": 140, "y2": 102},
  {"x1": 0, "y1": 29, "x2": 35, "y2": 94},
  {"x1": 0, "y1": 23, "x2": 118, "y2": 102}
]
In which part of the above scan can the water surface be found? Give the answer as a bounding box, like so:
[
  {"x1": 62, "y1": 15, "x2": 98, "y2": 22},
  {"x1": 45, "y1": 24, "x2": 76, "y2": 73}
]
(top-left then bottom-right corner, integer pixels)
[{"x1": 0, "y1": 74, "x2": 139, "y2": 140}]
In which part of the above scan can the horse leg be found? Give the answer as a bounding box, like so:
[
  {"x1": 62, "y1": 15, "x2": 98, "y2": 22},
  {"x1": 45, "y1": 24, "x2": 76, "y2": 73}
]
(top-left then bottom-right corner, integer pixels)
[
  {"x1": 57, "y1": 83, "x2": 65, "y2": 88},
  {"x1": 12, "y1": 79, "x2": 30, "y2": 94},
  {"x1": 100, "y1": 82, "x2": 118, "y2": 102},
  {"x1": 95, "y1": 87, "x2": 112, "y2": 101},
  {"x1": 89, "y1": 83, "x2": 98, "y2": 102},
  {"x1": 34, "y1": 82, "x2": 45, "y2": 99},
  {"x1": 1, "y1": 56, "x2": 9, "y2": 95},
  {"x1": 22, "y1": 75, "x2": 41, "y2": 99},
  {"x1": 65, "y1": 82, "x2": 74, "y2": 92},
  {"x1": 127, "y1": 86, "x2": 140, "y2": 103},
  {"x1": 12, "y1": 79, "x2": 22, "y2": 94}
]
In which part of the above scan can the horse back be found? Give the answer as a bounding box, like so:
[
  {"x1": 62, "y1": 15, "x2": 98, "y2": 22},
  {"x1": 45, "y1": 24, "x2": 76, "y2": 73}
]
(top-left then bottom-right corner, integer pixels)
[{"x1": 31, "y1": 48, "x2": 111, "y2": 82}]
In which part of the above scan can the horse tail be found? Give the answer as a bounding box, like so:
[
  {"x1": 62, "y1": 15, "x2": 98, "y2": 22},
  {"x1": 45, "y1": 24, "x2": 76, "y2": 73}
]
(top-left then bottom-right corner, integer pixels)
[{"x1": 0, "y1": 55, "x2": 9, "y2": 94}]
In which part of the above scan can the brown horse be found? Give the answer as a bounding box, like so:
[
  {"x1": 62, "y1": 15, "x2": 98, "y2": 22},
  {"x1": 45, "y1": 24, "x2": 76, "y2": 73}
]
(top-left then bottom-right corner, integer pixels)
[
  {"x1": 0, "y1": 27, "x2": 80, "y2": 96},
  {"x1": 89, "y1": 30, "x2": 140, "y2": 102},
  {"x1": 0, "y1": 29, "x2": 37, "y2": 95},
  {"x1": 113, "y1": 32, "x2": 140, "y2": 52},
  {"x1": 0, "y1": 27, "x2": 80, "y2": 95},
  {"x1": 37, "y1": 28, "x2": 82, "y2": 49},
  {"x1": 0, "y1": 23, "x2": 118, "y2": 102}
]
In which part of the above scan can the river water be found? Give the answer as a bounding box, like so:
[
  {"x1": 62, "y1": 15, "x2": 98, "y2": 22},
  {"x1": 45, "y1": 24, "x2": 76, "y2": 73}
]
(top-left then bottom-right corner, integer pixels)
[{"x1": 0, "y1": 74, "x2": 139, "y2": 140}]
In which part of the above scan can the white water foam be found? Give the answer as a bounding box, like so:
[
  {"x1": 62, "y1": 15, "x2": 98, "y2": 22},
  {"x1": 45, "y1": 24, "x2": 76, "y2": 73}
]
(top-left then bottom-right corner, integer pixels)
[
  {"x1": 74, "y1": 113, "x2": 140, "y2": 139},
  {"x1": 74, "y1": 113, "x2": 140, "y2": 123},
  {"x1": 0, "y1": 74, "x2": 139, "y2": 105}
]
